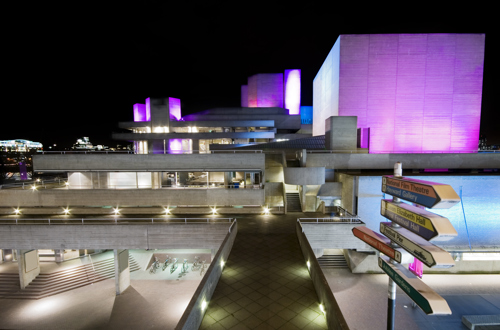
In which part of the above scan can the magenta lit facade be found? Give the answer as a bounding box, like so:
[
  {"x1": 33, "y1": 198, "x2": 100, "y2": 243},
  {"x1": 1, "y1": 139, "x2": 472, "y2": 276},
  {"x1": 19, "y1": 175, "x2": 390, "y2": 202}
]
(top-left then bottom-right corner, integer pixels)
[
  {"x1": 247, "y1": 73, "x2": 284, "y2": 108},
  {"x1": 313, "y1": 34, "x2": 485, "y2": 153},
  {"x1": 169, "y1": 97, "x2": 181, "y2": 121},
  {"x1": 284, "y1": 69, "x2": 301, "y2": 115}
]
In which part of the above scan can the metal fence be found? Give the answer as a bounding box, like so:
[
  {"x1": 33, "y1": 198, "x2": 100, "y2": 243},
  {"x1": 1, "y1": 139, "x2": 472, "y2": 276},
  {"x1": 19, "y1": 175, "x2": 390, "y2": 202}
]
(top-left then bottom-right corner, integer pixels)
[{"x1": 0, "y1": 217, "x2": 234, "y2": 225}]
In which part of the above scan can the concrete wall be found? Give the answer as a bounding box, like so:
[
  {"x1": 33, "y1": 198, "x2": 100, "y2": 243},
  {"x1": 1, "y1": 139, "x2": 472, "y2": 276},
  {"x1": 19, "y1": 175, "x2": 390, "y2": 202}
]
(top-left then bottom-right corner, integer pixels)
[
  {"x1": 335, "y1": 173, "x2": 357, "y2": 214},
  {"x1": 264, "y1": 182, "x2": 284, "y2": 206},
  {"x1": 176, "y1": 221, "x2": 237, "y2": 330},
  {"x1": 317, "y1": 182, "x2": 342, "y2": 198},
  {"x1": 301, "y1": 222, "x2": 370, "y2": 251},
  {"x1": 0, "y1": 223, "x2": 232, "y2": 250},
  {"x1": 296, "y1": 221, "x2": 349, "y2": 330},
  {"x1": 283, "y1": 167, "x2": 325, "y2": 185},
  {"x1": 325, "y1": 116, "x2": 357, "y2": 151},
  {"x1": 17, "y1": 249, "x2": 40, "y2": 289},
  {"x1": 313, "y1": 36, "x2": 340, "y2": 137},
  {"x1": 0, "y1": 188, "x2": 265, "y2": 207},
  {"x1": 306, "y1": 153, "x2": 500, "y2": 170},
  {"x1": 33, "y1": 154, "x2": 266, "y2": 172}
]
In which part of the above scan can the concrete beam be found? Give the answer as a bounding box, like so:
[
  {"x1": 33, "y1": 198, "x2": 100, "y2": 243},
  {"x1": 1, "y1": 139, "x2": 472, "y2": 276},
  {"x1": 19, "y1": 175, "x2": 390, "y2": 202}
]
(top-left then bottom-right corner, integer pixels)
[
  {"x1": 0, "y1": 223, "x2": 231, "y2": 250},
  {"x1": 307, "y1": 153, "x2": 500, "y2": 170},
  {"x1": 0, "y1": 188, "x2": 265, "y2": 208},
  {"x1": 33, "y1": 154, "x2": 265, "y2": 172},
  {"x1": 284, "y1": 167, "x2": 325, "y2": 185}
]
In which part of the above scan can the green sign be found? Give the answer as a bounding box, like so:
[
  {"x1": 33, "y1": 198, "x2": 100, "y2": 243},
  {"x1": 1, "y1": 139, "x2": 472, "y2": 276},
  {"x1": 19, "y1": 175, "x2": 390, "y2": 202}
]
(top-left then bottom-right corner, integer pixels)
[{"x1": 378, "y1": 257, "x2": 451, "y2": 315}]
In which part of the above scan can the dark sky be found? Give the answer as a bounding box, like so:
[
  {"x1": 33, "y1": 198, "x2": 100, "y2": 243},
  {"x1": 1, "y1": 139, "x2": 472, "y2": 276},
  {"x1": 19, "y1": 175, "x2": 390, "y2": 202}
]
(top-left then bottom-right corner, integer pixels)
[{"x1": 3, "y1": 3, "x2": 499, "y2": 148}]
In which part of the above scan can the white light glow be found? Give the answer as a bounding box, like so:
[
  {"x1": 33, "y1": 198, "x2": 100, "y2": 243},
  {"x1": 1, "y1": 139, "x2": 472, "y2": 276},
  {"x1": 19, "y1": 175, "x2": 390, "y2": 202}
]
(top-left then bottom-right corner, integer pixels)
[
  {"x1": 306, "y1": 261, "x2": 310, "y2": 270},
  {"x1": 463, "y1": 253, "x2": 500, "y2": 261},
  {"x1": 220, "y1": 260, "x2": 225, "y2": 269},
  {"x1": 14, "y1": 208, "x2": 21, "y2": 215},
  {"x1": 201, "y1": 300, "x2": 207, "y2": 311},
  {"x1": 212, "y1": 208, "x2": 217, "y2": 214},
  {"x1": 113, "y1": 208, "x2": 120, "y2": 215},
  {"x1": 63, "y1": 208, "x2": 70, "y2": 215},
  {"x1": 31, "y1": 185, "x2": 37, "y2": 191},
  {"x1": 319, "y1": 304, "x2": 325, "y2": 314}
]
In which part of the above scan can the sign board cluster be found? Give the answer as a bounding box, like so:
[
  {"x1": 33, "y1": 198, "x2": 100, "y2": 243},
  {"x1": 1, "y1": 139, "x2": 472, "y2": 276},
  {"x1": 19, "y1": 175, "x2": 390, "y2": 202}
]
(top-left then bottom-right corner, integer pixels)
[{"x1": 353, "y1": 175, "x2": 460, "y2": 315}]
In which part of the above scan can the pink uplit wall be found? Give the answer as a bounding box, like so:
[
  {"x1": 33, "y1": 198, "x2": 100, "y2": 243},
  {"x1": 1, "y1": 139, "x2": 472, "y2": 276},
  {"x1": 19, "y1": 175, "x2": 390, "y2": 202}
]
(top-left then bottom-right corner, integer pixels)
[
  {"x1": 145, "y1": 98, "x2": 151, "y2": 121},
  {"x1": 284, "y1": 69, "x2": 301, "y2": 115},
  {"x1": 241, "y1": 85, "x2": 248, "y2": 107},
  {"x1": 247, "y1": 73, "x2": 284, "y2": 108},
  {"x1": 315, "y1": 34, "x2": 485, "y2": 153},
  {"x1": 133, "y1": 104, "x2": 148, "y2": 122},
  {"x1": 169, "y1": 97, "x2": 181, "y2": 121}
]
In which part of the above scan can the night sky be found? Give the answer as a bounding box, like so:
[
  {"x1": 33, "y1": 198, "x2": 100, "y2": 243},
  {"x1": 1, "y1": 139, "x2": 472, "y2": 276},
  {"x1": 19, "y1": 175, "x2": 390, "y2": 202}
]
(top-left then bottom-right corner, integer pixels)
[{"x1": 3, "y1": 3, "x2": 499, "y2": 148}]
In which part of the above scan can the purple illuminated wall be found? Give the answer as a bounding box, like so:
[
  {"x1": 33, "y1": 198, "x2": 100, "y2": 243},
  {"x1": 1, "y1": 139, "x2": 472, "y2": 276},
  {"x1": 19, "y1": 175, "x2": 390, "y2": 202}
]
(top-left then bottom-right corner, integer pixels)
[
  {"x1": 133, "y1": 104, "x2": 148, "y2": 122},
  {"x1": 241, "y1": 85, "x2": 248, "y2": 107},
  {"x1": 169, "y1": 97, "x2": 181, "y2": 121},
  {"x1": 314, "y1": 34, "x2": 485, "y2": 153},
  {"x1": 247, "y1": 74, "x2": 284, "y2": 108},
  {"x1": 284, "y1": 69, "x2": 301, "y2": 115},
  {"x1": 168, "y1": 139, "x2": 183, "y2": 154}
]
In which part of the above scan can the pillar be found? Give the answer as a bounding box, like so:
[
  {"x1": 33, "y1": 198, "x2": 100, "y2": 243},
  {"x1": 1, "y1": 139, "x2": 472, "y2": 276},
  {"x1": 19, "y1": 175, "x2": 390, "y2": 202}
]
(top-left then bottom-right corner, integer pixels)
[
  {"x1": 17, "y1": 249, "x2": 40, "y2": 289},
  {"x1": 114, "y1": 249, "x2": 130, "y2": 295},
  {"x1": 0, "y1": 249, "x2": 3, "y2": 262},
  {"x1": 54, "y1": 249, "x2": 64, "y2": 262}
]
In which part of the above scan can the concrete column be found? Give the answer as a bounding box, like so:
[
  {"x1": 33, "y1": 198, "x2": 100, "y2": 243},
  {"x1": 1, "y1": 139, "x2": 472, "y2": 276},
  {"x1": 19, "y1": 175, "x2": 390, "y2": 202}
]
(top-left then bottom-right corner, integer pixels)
[
  {"x1": 0, "y1": 249, "x2": 3, "y2": 262},
  {"x1": 191, "y1": 139, "x2": 200, "y2": 154},
  {"x1": 17, "y1": 250, "x2": 40, "y2": 289},
  {"x1": 114, "y1": 249, "x2": 130, "y2": 295},
  {"x1": 313, "y1": 248, "x2": 324, "y2": 258},
  {"x1": 54, "y1": 249, "x2": 64, "y2": 262}
]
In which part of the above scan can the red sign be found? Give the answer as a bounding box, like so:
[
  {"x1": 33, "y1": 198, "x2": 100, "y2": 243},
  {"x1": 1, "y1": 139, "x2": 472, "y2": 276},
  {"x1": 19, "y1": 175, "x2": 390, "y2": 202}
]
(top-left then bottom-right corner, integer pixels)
[{"x1": 352, "y1": 226, "x2": 402, "y2": 263}]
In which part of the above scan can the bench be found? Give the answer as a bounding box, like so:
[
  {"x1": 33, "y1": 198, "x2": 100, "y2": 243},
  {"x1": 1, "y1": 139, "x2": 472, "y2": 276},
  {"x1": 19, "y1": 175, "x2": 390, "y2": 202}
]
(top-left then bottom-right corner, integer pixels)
[{"x1": 462, "y1": 314, "x2": 500, "y2": 330}]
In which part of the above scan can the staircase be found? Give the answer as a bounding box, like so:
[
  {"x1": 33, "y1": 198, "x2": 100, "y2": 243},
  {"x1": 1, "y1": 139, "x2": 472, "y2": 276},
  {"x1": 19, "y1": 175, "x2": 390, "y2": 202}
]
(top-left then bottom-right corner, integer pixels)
[
  {"x1": 317, "y1": 255, "x2": 349, "y2": 269},
  {"x1": 286, "y1": 193, "x2": 302, "y2": 212},
  {"x1": 0, "y1": 255, "x2": 140, "y2": 299}
]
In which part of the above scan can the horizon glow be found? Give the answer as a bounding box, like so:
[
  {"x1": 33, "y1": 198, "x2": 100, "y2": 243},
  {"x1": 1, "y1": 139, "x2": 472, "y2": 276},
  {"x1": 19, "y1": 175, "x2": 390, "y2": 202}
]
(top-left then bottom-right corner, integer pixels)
[{"x1": 284, "y1": 69, "x2": 301, "y2": 115}]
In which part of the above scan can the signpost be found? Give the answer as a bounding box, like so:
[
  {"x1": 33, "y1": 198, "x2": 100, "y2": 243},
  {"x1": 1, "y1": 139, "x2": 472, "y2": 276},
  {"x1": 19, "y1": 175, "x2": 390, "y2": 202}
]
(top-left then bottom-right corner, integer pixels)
[
  {"x1": 380, "y1": 200, "x2": 457, "y2": 241},
  {"x1": 380, "y1": 222, "x2": 455, "y2": 268},
  {"x1": 351, "y1": 162, "x2": 459, "y2": 329},
  {"x1": 352, "y1": 226, "x2": 402, "y2": 263},
  {"x1": 378, "y1": 256, "x2": 452, "y2": 315},
  {"x1": 381, "y1": 176, "x2": 460, "y2": 209}
]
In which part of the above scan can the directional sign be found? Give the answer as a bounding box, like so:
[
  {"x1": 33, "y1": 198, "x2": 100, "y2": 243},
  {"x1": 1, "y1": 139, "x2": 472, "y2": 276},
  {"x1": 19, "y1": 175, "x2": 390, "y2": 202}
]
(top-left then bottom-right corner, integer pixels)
[
  {"x1": 380, "y1": 200, "x2": 458, "y2": 241},
  {"x1": 378, "y1": 256, "x2": 452, "y2": 315},
  {"x1": 380, "y1": 222, "x2": 455, "y2": 268},
  {"x1": 352, "y1": 226, "x2": 402, "y2": 263},
  {"x1": 381, "y1": 176, "x2": 460, "y2": 209}
]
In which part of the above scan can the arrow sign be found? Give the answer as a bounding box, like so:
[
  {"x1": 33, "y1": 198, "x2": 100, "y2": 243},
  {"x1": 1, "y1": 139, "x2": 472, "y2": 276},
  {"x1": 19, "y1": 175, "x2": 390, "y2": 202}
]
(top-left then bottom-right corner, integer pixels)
[
  {"x1": 379, "y1": 222, "x2": 455, "y2": 268},
  {"x1": 378, "y1": 256, "x2": 452, "y2": 315},
  {"x1": 381, "y1": 176, "x2": 460, "y2": 209},
  {"x1": 352, "y1": 226, "x2": 402, "y2": 263},
  {"x1": 380, "y1": 200, "x2": 458, "y2": 241}
]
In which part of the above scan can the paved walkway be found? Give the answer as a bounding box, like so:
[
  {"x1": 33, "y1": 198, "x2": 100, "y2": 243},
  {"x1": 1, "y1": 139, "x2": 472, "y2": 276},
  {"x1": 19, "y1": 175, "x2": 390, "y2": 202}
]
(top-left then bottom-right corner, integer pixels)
[{"x1": 200, "y1": 213, "x2": 327, "y2": 330}]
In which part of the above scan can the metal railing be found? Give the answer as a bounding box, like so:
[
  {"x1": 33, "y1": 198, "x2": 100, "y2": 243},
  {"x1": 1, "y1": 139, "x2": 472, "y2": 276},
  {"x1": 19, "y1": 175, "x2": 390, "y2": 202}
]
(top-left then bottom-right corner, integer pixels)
[
  {"x1": 306, "y1": 149, "x2": 495, "y2": 154},
  {"x1": 0, "y1": 217, "x2": 234, "y2": 225},
  {"x1": 299, "y1": 217, "x2": 363, "y2": 224},
  {"x1": 37, "y1": 150, "x2": 134, "y2": 154}
]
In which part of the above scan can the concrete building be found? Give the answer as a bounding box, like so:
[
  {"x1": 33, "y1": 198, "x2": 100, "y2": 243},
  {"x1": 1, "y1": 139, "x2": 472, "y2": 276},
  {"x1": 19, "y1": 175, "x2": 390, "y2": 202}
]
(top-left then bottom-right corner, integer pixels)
[{"x1": 0, "y1": 33, "x2": 499, "y2": 329}]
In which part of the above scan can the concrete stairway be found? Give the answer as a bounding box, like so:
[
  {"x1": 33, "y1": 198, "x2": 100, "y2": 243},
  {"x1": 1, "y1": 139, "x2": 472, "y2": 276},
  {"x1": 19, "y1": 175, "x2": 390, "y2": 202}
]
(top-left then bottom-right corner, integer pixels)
[
  {"x1": 0, "y1": 273, "x2": 21, "y2": 297},
  {"x1": 317, "y1": 255, "x2": 349, "y2": 268},
  {"x1": 286, "y1": 192, "x2": 302, "y2": 212},
  {"x1": 0, "y1": 256, "x2": 140, "y2": 299}
]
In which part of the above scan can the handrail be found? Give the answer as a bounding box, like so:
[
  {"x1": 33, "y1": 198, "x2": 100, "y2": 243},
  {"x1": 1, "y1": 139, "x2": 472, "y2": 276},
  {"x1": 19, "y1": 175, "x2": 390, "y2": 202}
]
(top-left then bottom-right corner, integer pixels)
[
  {"x1": 306, "y1": 150, "x2": 496, "y2": 154},
  {"x1": 2, "y1": 217, "x2": 234, "y2": 225},
  {"x1": 299, "y1": 218, "x2": 364, "y2": 224}
]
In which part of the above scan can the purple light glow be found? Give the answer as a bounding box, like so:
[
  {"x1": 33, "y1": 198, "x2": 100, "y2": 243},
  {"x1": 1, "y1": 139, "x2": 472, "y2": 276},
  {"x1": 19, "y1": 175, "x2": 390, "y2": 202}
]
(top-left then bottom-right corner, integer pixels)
[
  {"x1": 315, "y1": 34, "x2": 484, "y2": 154},
  {"x1": 168, "y1": 139, "x2": 183, "y2": 154},
  {"x1": 133, "y1": 104, "x2": 147, "y2": 122},
  {"x1": 408, "y1": 258, "x2": 423, "y2": 278},
  {"x1": 169, "y1": 97, "x2": 181, "y2": 121},
  {"x1": 284, "y1": 69, "x2": 301, "y2": 115},
  {"x1": 247, "y1": 74, "x2": 284, "y2": 108},
  {"x1": 145, "y1": 98, "x2": 151, "y2": 121}
]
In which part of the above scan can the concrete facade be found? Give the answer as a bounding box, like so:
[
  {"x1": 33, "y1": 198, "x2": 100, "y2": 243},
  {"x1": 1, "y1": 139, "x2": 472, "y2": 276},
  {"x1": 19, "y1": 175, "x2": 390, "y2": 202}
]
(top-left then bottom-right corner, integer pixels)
[
  {"x1": 325, "y1": 116, "x2": 357, "y2": 151},
  {"x1": 283, "y1": 167, "x2": 325, "y2": 185},
  {"x1": 0, "y1": 223, "x2": 232, "y2": 250},
  {"x1": 114, "y1": 249, "x2": 130, "y2": 295}
]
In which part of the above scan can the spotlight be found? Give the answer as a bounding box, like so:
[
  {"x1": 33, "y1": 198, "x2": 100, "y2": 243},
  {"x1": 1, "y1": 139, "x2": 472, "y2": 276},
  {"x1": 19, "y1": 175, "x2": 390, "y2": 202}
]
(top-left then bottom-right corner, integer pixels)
[
  {"x1": 63, "y1": 208, "x2": 70, "y2": 215},
  {"x1": 164, "y1": 207, "x2": 170, "y2": 214},
  {"x1": 212, "y1": 208, "x2": 217, "y2": 214},
  {"x1": 113, "y1": 208, "x2": 120, "y2": 215},
  {"x1": 31, "y1": 185, "x2": 37, "y2": 191},
  {"x1": 14, "y1": 208, "x2": 21, "y2": 215}
]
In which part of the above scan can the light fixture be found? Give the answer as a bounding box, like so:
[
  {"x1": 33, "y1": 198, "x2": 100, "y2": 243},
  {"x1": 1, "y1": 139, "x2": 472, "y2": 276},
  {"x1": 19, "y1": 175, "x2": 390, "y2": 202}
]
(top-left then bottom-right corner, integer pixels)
[
  {"x1": 65, "y1": 182, "x2": 69, "y2": 186},
  {"x1": 113, "y1": 208, "x2": 120, "y2": 215},
  {"x1": 14, "y1": 208, "x2": 21, "y2": 215},
  {"x1": 31, "y1": 185, "x2": 37, "y2": 191},
  {"x1": 36, "y1": 178, "x2": 40, "y2": 182},
  {"x1": 63, "y1": 208, "x2": 70, "y2": 215},
  {"x1": 201, "y1": 300, "x2": 207, "y2": 311},
  {"x1": 306, "y1": 261, "x2": 310, "y2": 270},
  {"x1": 212, "y1": 208, "x2": 217, "y2": 214},
  {"x1": 263, "y1": 207, "x2": 270, "y2": 215},
  {"x1": 319, "y1": 304, "x2": 325, "y2": 314},
  {"x1": 220, "y1": 260, "x2": 225, "y2": 269},
  {"x1": 164, "y1": 207, "x2": 170, "y2": 214}
]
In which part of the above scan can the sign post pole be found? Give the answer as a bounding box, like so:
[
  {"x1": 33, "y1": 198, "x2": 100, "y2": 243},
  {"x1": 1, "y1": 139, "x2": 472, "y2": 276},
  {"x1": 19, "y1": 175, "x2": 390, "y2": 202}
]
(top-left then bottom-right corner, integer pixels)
[{"x1": 387, "y1": 162, "x2": 402, "y2": 330}]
